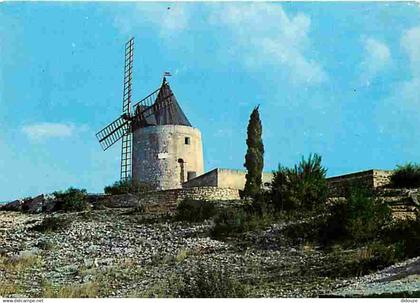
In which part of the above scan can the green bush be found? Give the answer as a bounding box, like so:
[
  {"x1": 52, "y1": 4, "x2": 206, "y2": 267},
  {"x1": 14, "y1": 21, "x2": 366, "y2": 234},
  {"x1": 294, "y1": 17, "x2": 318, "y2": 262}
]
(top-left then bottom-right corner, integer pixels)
[
  {"x1": 176, "y1": 263, "x2": 246, "y2": 298},
  {"x1": 283, "y1": 217, "x2": 326, "y2": 246},
  {"x1": 319, "y1": 187, "x2": 392, "y2": 246},
  {"x1": 53, "y1": 187, "x2": 88, "y2": 212},
  {"x1": 345, "y1": 188, "x2": 392, "y2": 243},
  {"x1": 319, "y1": 242, "x2": 400, "y2": 278},
  {"x1": 271, "y1": 153, "x2": 328, "y2": 211},
  {"x1": 31, "y1": 216, "x2": 71, "y2": 233},
  {"x1": 284, "y1": 187, "x2": 392, "y2": 247},
  {"x1": 391, "y1": 163, "x2": 420, "y2": 188},
  {"x1": 104, "y1": 180, "x2": 152, "y2": 195},
  {"x1": 211, "y1": 206, "x2": 274, "y2": 238},
  {"x1": 175, "y1": 199, "x2": 217, "y2": 222},
  {"x1": 250, "y1": 190, "x2": 273, "y2": 215},
  {"x1": 382, "y1": 215, "x2": 420, "y2": 259}
]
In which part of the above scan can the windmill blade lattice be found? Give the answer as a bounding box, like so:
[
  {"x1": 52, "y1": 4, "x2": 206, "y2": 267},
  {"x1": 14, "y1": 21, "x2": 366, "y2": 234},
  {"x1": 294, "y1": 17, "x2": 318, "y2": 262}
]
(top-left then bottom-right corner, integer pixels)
[
  {"x1": 120, "y1": 38, "x2": 134, "y2": 181},
  {"x1": 96, "y1": 115, "x2": 130, "y2": 151}
]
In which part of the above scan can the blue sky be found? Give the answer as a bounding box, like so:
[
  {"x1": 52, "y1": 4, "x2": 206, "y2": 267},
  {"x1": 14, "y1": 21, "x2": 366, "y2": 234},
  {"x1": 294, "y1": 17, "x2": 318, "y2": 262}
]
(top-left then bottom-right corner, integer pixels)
[{"x1": 1, "y1": 2, "x2": 420, "y2": 201}]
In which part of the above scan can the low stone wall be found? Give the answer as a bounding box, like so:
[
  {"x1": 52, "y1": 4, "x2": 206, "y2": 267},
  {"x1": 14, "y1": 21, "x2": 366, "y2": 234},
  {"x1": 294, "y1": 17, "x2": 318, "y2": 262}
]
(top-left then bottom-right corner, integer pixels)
[
  {"x1": 138, "y1": 186, "x2": 240, "y2": 212},
  {"x1": 327, "y1": 169, "x2": 393, "y2": 197},
  {"x1": 98, "y1": 194, "x2": 140, "y2": 208},
  {"x1": 182, "y1": 169, "x2": 218, "y2": 188},
  {"x1": 182, "y1": 168, "x2": 274, "y2": 190}
]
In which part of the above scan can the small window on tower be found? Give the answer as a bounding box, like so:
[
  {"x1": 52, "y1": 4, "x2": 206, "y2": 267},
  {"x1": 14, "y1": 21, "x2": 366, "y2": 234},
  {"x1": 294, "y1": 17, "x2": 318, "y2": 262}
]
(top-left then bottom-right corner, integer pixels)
[{"x1": 185, "y1": 137, "x2": 190, "y2": 145}]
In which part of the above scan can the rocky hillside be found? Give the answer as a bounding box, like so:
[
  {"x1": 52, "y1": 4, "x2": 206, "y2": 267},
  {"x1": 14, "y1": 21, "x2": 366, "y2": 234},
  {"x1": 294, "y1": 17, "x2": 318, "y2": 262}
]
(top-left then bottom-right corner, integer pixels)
[
  {"x1": 0, "y1": 207, "x2": 341, "y2": 298},
  {"x1": 1, "y1": 204, "x2": 420, "y2": 298}
]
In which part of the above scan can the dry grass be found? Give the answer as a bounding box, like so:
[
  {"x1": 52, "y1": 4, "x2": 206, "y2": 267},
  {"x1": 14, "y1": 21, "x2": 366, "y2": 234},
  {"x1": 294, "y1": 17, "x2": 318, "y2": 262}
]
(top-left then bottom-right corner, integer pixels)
[
  {"x1": 175, "y1": 249, "x2": 190, "y2": 263},
  {"x1": 42, "y1": 281, "x2": 99, "y2": 298},
  {"x1": 0, "y1": 254, "x2": 42, "y2": 272},
  {"x1": 130, "y1": 273, "x2": 180, "y2": 298},
  {"x1": 0, "y1": 254, "x2": 42, "y2": 297},
  {"x1": 0, "y1": 281, "x2": 20, "y2": 297},
  {"x1": 356, "y1": 246, "x2": 374, "y2": 262},
  {"x1": 302, "y1": 242, "x2": 316, "y2": 253}
]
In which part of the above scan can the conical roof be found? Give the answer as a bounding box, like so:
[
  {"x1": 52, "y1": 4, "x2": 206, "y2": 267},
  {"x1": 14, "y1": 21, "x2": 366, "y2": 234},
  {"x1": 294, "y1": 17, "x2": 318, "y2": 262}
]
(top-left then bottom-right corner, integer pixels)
[{"x1": 134, "y1": 78, "x2": 192, "y2": 128}]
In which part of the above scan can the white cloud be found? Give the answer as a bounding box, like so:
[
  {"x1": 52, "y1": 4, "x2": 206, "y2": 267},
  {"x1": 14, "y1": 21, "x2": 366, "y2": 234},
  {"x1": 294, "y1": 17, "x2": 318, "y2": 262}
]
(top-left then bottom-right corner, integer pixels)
[
  {"x1": 113, "y1": 4, "x2": 190, "y2": 38},
  {"x1": 209, "y1": 3, "x2": 327, "y2": 85},
  {"x1": 380, "y1": 26, "x2": 420, "y2": 113},
  {"x1": 401, "y1": 26, "x2": 420, "y2": 76},
  {"x1": 21, "y1": 122, "x2": 78, "y2": 141},
  {"x1": 375, "y1": 26, "x2": 420, "y2": 152},
  {"x1": 397, "y1": 26, "x2": 420, "y2": 112},
  {"x1": 360, "y1": 38, "x2": 391, "y2": 85},
  {"x1": 112, "y1": 3, "x2": 326, "y2": 85}
]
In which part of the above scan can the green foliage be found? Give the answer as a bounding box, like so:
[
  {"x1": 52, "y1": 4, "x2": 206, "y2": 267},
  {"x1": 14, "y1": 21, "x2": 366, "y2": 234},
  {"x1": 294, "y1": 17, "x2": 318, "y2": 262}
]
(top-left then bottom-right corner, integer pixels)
[
  {"x1": 283, "y1": 217, "x2": 326, "y2": 246},
  {"x1": 211, "y1": 206, "x2": 274, "y2": 238},
  {"x1": 271, "y1": 153, "x2": 328, "y2": 211},
  {"x1": 343, "y1": 188, "x2": 392, "y2": 243},
  {"x1": 176, "y1": 263, "x2": 246, "y2": 298},
  {"x1": 318, "y1": 242, "x2": 401, "y2": 278},
  {"x1": 243, "y1": 106, "x2": 264, "y2": 197},
  {"x1": 31, "y1": 216, "x2": 71, "y2": 233},
  {"x1": 36, "y1": 239, "x2": 55, "y2": 250},
  {"x1": 250, "y1": 190, "x2": 273, "y2": 215},
  {"x1": 284, "y1": 187, "x2": 392, "y2": 247},
  {"x1": 53, "y1": 187, "x2": 88, "y2": 212},
  {"x1": 391, "y1": 163, "x2": 420, "y2": 188},
  {"x1": 382, "y1": 215, "x2": 420, "y2": 259},
  {"x1": 104, "y1": 180, "x2": 152, "y2": 195},
  {"x1": 175, "y1": 199, "x2": 217, "y2": 222}
]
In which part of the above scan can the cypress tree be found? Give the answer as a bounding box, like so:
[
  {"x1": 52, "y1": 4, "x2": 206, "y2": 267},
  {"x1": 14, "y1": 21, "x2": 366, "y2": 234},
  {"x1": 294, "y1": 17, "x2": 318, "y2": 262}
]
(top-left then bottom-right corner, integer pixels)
[{"x1": 243, "y1": 105, "x2": 264, "y2": 197}]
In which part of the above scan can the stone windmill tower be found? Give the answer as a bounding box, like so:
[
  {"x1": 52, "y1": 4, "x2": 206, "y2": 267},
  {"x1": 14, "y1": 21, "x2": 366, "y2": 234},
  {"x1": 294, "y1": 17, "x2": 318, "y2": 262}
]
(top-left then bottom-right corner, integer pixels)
[{"x1": 96, "y1": 38, "x2": 204, "y2": 190}]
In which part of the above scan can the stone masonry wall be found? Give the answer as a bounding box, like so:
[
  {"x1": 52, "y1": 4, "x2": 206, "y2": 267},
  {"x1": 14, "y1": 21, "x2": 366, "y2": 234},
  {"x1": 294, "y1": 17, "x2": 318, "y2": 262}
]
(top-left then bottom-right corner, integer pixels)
[
  {"x1": 138, "y1": 186, "x2": 240, "y2": 212},
  {"x1": 132, "y1": 125, "x2": 204, "y2": 190},
  {"x1": 373, "y1": 170, "x2": 393, "y2": 188},
  {"x1": 327, "y1": 169, "x2": 393, "y2": 197},
  {"x1": 182, "y1": 168, "x2": 274, "y2": 190},
  {"x1": 182, "y1": 169, "x2": 218, "y2": 188}
]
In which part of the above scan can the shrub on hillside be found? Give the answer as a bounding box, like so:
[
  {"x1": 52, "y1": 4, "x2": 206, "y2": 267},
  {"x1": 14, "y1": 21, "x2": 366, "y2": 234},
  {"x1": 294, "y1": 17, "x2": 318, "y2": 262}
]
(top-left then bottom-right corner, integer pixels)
[
  {"x1": 210, "y1": 206, "x2": 274, "y2": 238},
  {"x1": 345, "y1": 188, "x2": 392, "y2": 242},
  {"x1": 175, "y1": 199, "x2": 217, "y2": 222},
  {"x1": 53, "y1": 187, "x2": 88, "y2": 212},
  {"x1": 319, "y1": 187, "x2": 392, "y2": 245},
  {"x1": 283, "y1": 187, "x2": 392, "y2": 247},
  {"x1": 391, "y1": 163, "x2": 420, "y2": 188},
  {"x1": 271, "y1": 153, "x2": 328, "y2": 211},
  {"x1": 176, "y1": 263, "x2": 246, "y2": 298},
  {"x1": 382, "y1": 215, "x2": 420, "y2": 259},
  {"x1": 31, "y1": 216, "x2": 71, "y2": 233},
  {"x1": 318, "y1": 242, "x2": 400, "y2": 278},
  {"x1": 250, "y1": 190, "x2": 273, "y2": 215},
  {"x1": 104, "y1": 180, "x2": 152, "y2": 195}
]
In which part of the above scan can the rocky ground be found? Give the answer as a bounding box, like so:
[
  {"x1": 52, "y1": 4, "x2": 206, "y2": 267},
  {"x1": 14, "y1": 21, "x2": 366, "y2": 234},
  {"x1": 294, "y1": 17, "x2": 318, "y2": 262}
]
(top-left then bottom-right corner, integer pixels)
[
  {"x1": 1, "y1": 207, "x2": 419, "y2": 298},
  {"x1": 328, "y1": 257, "x2": 420, "y2": 297}
]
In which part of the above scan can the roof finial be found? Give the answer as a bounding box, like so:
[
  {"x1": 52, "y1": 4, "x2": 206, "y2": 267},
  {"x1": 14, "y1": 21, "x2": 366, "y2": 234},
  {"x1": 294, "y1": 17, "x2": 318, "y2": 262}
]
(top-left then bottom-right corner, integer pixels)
[{"x1": 163, "y1": 71, "x2": 172, "y2": 84}]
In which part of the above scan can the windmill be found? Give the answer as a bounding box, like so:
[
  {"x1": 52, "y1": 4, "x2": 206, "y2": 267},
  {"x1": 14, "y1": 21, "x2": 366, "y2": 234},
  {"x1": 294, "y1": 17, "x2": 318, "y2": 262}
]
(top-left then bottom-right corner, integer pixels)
[{"x1": 96, "y1": 38, "x2": 193, "y2": 184}]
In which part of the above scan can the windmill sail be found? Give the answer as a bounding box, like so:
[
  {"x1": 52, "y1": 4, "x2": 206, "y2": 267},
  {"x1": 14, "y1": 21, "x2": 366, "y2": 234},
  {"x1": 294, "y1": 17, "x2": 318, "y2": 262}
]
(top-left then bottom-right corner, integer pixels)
[
  {"x1": 96, "y1": 115, "x2": 130, "y2": 151},
  {"x1": 120, "y1": 38, "x2": 134, "y2": 181}
]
